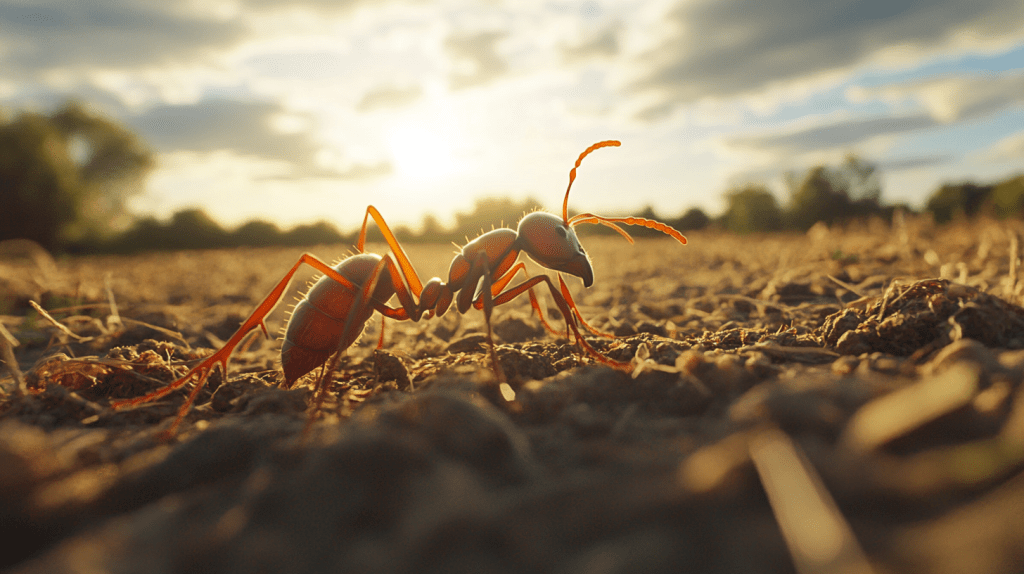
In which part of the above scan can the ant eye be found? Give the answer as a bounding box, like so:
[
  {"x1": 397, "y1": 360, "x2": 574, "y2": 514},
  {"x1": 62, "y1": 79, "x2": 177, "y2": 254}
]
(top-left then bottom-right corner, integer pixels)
[{"x1": 556, "y1": 226, "x2": 567, "y2": 238}]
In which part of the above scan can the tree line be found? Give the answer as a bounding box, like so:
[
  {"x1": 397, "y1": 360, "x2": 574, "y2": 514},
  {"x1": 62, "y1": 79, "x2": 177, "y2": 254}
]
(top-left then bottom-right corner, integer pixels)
[{"x1": 2, "y1": 102, "x2": 1023, "y2": 254}]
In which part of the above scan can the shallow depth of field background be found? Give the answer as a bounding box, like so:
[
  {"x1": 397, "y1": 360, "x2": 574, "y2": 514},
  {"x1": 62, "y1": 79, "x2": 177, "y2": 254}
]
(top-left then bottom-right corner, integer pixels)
[{"x1": 3, "y1": 2, "x2": 1024, "y2": 573}]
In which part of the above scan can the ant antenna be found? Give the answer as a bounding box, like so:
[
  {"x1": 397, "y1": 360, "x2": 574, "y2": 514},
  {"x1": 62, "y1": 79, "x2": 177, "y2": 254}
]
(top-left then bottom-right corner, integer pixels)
[{"x1": 563, "y1": 140, "x2": 620, "y2": 224}]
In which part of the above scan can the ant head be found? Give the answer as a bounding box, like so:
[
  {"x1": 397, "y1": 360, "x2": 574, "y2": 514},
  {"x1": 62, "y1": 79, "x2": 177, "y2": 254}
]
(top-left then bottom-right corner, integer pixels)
[{"x1": 517, "y1": 211, "x2": 593, "y2": 287}]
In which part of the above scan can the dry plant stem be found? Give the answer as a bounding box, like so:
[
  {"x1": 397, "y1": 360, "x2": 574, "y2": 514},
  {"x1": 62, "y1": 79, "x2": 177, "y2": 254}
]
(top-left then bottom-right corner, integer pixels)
[
  {"x1": 104, "y1": 273, "x2": 123, "y2": 332},
  {"x1": 0, "y1": 320, "x2": 19, "y2": 348},
  {"x1": 827, "y1": 274, "x2": 867, "y2": 299},
  {"x1": 1007, "y1": 228, "x2": 1019, "y2": 299},
  {"x1": 0, "y1": 321, "x2": 26, "y2": 394},
  {"x1": 750, "y1": 427, "x2": 874, "y2": 574},
  {"x1": 841, "y1": 363, "x2": 980, "y2": 453},
  {"x1": 29, "y1": 300, "x2": 92, "y2": 343},
  {"x1": 120, "y1": 318, "x2": 190, "y2": 348}
]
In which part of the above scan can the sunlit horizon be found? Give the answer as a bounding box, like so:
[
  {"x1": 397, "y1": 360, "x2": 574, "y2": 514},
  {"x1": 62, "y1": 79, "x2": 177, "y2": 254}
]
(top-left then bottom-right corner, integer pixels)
[{"x1": 2, "y1": 0, "x2": 1022, "y2": 232}]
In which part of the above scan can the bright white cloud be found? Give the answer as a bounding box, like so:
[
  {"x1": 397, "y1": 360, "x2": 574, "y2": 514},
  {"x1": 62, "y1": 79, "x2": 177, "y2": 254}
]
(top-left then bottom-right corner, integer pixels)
[{"x1": 357, "y1": 84, "x2": 423, "y2": 111}]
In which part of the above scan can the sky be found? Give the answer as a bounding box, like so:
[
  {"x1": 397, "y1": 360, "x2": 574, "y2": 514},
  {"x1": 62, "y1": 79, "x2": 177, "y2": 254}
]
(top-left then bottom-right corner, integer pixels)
[{"x1": 1, "y1": 0, "x2": 1022, "y2": 232}]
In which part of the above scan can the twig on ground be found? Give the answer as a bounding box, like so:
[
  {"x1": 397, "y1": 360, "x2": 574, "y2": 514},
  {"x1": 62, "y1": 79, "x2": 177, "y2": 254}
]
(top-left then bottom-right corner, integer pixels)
[
  {"x1": 29, "y1": 300, "x2": 92, "y2": 343},
  {"x1": 0, "y1": 320, "x2": 26, "y2": 394}
]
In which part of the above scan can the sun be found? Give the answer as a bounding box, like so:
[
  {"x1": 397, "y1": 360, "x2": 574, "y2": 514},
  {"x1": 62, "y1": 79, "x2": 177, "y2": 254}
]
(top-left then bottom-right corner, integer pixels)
[{"x1": 385, "y1": 123, "x2": 457, "y2": 180}]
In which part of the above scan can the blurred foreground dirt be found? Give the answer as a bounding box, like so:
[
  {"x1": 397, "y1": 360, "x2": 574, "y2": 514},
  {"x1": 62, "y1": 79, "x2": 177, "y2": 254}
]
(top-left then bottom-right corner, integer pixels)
[{"x1": 3, "y1": 217, "x2": 1024, "y2": 574}]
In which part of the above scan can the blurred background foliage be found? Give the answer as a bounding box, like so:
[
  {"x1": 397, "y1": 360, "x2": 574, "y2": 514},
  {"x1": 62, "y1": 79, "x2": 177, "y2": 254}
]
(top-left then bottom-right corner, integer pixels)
[
  {"x1": 3, "y1": 101, "x2": 1024, "y2": 254},
  {"x1": 1, "y1": 102, "x2": 152, "y2": 251}
]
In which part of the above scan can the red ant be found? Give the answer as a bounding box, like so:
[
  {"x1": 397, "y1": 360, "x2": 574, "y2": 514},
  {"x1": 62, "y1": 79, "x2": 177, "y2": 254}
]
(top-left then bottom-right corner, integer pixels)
[{"x1": 111, "y1": 140, "x2": 687, "y2": 436}]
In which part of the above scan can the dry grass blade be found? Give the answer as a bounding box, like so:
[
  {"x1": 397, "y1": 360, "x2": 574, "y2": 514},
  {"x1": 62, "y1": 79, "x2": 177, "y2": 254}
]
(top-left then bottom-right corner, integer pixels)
[
  {"x1": 1, "y1": 320, "x2": 26, "y2": 394},
  {"x1": 738, "y1": 341, "x2": 839, "y2": 362},
  {"x1": 750, "y1": 427, "x2": 875, "y2": 574},
  {"x1": 0, "y1": 320, "x2": 18, "y2": 348},
  {"x1": 104, "y1": 273, "x2": 123, "y2": 332},
  {"x1": 827, "y1": 274, "x2": 867, "y2": 299},
  {"x1": 678, "y1": 431, "x2": 751, "y2": 493},
  {"x1": 856, "y1": 385, "x2": 1024, "y2": 498},
  {"x1": 840, "y1": 363, "x2": 980, "y2": 453},
  {"x1": 29, "y1": 300, "x2": 92, "y2": 343},
  {"x1": 119, "y1": 318, "x2": 190, "y2": 348}
]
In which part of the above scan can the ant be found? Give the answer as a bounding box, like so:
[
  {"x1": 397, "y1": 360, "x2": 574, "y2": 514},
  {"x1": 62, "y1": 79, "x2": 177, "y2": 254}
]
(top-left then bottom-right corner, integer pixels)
[{"x1": 111, "y1": 140, "x2": 687, "y2": 436}]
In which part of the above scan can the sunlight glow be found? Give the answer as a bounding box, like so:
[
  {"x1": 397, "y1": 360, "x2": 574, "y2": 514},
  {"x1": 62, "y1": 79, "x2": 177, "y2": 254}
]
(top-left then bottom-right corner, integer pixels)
[{"x1": 385, "y1": 123, "x2": 457, "y2": 180}]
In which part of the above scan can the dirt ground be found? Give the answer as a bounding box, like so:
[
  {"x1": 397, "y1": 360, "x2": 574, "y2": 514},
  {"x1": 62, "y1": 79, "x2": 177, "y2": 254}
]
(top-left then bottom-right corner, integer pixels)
[{"x1": 3, "y1": 216, "x2": 1024, "y2": 574}]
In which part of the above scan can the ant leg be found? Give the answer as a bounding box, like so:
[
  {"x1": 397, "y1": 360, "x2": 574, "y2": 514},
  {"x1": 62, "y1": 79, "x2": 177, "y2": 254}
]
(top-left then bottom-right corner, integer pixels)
[
  {"x1": 451, "y1": 253, "x2": 508, "y2": 383},
  {"x1": 476, "y1": 261, "x2": 508, "y2": 385},
  {"x1": 300, "y1": 255, "x2": 394, "y2": 434},
  {"x1": 492, "y1": 275, "x2": 630, "y2": 370},
  {"x1": 301, "y1": 254, "x2": 439, "y2": 433},
  {"x1": 111, "y1": 253, "x2": 362, "y2": 437},
  {"x1": 557, "y1": 275, "x2": 616, "y2": 339},
  {"x1": 476, "y1": 263, "x2": 561, "y2": 336},
  {"x1": 302, "y1": 349, "x2": 345, "y2": 438},
  {"x1": 359, "y1": 206, "x2": 425, "y2": 296}
]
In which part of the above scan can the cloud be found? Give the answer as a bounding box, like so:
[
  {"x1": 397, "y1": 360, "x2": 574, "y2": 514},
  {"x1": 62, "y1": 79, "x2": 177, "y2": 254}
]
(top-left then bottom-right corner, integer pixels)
[
  {"x1": 561, "y1": 26, "x2": 620, "y2": 63},
  {"x1": 728, "y1": 70, "x2": 1024, "y2": 156},
  {"x1": 729, "y1": 113, "x2": 938, "y2": 152},
  {"x1": 130, "y1": 99, "x2": 314, "y2": 158},
  {"x1": 984, "y1": 130, "x2": 1024, "y2": 162},
  {"x1": 356, "y1": 84, "x2": 423, "y2": 112},
  {"x1": 0, "y1": 1, "x2": 245, "y2": 74},
  {"x1": 235, "y1": 0, "x2": 388, "y2": 13},
  {"x1": 850, "y1": 71, "x2": 1024, "y2": 122},
  {"x1": 265, "y1": 161, "x2": 392, "y2": 180},
  {"x1": 629, "y1": 0, "x2": 1024, "y2": 118},
  {"x1": 444, "y1": 31, "x2": 509, "y2": 90},
  {"x1": 127, "y1": 98, "x2": 389, "y2": 180},
  {"x1": 241, "y1": 51, "x2": 352, "y2": 81},
  {"x1": 877, "y1": 154, "x2": 955, "y2": 171}
]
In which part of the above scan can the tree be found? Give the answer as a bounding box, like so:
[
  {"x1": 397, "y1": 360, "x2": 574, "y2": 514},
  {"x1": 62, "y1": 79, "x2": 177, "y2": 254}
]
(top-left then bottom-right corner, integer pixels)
[
  {"x1": 0, "y1": 102, "x2": 153, "y2": 251},
  {"x1": 281, "y1": 221, "x2": 348, "y2": 246},
  {"x1": 454, "y1": 197, "x2": 541, "y2": 238},
  {"x1": 167, "y1": 209, "x2": 231, "y2": 250},
  {"x1": 232, "y1": 220, "x2": 282, "y2": 248},
  {"x1": 989, "y1": 175, "x2": 1024, "y2": 219},
  {"x1": 925, "y1": 182, "x2": 993, "y2": 224},
  {"x1": 673, "y1": 207, "x2": 711, "y2": 231},
  {"x1": 0, "y1": 113, "x2": 79, "y2": 250},
  {"x1": 722, "y1": 184, "x2": 784, "y2": 234},
  {"x1": 786, "y1": 155, "x2": 883, "y2": 231}
]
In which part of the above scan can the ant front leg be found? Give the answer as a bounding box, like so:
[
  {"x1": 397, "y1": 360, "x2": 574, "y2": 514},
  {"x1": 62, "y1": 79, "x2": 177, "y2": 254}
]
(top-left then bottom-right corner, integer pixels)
[
  {"x1": 450, "y1": 252, "x2": 509, "y2": 384},
  {"x1": 491, "y1": 275, "x2": 631, "y2": 370},
  {"x1": 477, "y1": 262, "x2": 562, "y2": 337},
  {"x1": 556, "y1": 275, "x2": 616, "y2": 339}
]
